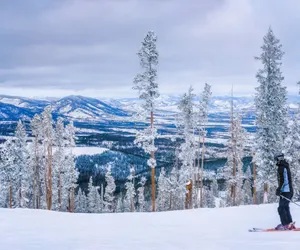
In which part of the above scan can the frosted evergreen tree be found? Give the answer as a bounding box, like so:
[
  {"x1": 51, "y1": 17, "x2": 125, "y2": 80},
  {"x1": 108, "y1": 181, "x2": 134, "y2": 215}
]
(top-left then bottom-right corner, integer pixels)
[
  {"x1": 115, "y1": 195, "x2": 124, "y2": 213},
  {"x1": 124, "y1": 167, "x2": 136, "y2": 212},
  {"x1": 168, "y1": 166, "x2": 186, "y2": 211},
  {"x1": 156, "y1": 168, "x2": 170, "y2": 211},
  {"x1": 225, "y1": 113, "x2": 247, "y2": 206},
  {"x1": 133, "y1": 31, "x2": 159, "y2": 212},
  {"x1": 241, "y1": 174, "x2": 253, "y2": 205},
  {"x1": 177, "y1": 86, "x2": 197, "y2": 207},
  {"x1": 12, "y1": 120, "x2": 32, "y2": 208},
  {"x1": 196, "y1": 83, "x2": 212, "y2": 207},
  {"x1": 104, "y1": 165, "x2": 116, "y2": 213},
  {"x1": 203, "y1": 187, "x2": 215, "y2": 208},
  {"x1": 283, "y1": 83, "x2": 300, "y2": 196},
  {"x1": 254, "y1": 27, "x2": 288, "y2": 203},
  {"x1": 41, "y1": 106, "x2": 54, "y2": 210},
  {"x1": 75, "y1": 188, "x2": 87, "y2": 213},
  {"x1": 64, "y1": 121, "x2": 79, "y2": 212},
  {"x1": 63, "y1": 154, "x2": 79, "y2": 212},
  {"x1": 0, "y1": 138, "x2": 16, "y2": 208},
  {"x1": 137, "y1": 176, "x2": 147, "y2": 212},
  {"x1": 87, "y1": 177, "x2": 101, "y2": 213},
  {"x1": 30, "y1": 114, "x2": 45, "y2": 209},
  {"x1": 52, "y1": 117, "x2": 66, "y2": 211}
]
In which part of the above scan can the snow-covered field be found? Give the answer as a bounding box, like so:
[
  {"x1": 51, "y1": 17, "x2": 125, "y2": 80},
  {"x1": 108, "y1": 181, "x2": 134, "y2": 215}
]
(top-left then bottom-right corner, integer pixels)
[
  {"x1": 71, "y1": 146, "x2": 108, "y2": 156},
  {"x1": 0, "y1": 203, "x2": 299, "y2": 250}
]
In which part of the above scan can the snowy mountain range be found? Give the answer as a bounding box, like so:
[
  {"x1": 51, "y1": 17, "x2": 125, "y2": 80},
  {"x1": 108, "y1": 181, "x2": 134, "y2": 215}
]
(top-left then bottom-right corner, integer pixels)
[{"x1": 0, "y1": 93, "x2": 298, "y2": 123}]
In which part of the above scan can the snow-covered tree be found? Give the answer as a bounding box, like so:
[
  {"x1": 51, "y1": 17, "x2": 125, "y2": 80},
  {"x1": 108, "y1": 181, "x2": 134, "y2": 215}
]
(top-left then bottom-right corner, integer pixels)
[
  {"x1": 30, "y1": 114, "x2": 46, "y2": 209},
  {"x1": 225, "y1": 112, "x2": 247, "y2": 206},
  {"x1": 254, "y1": 27, "x2": 288, "y2": 203},
  {"x1": 104, "y1": 165, "x2": 116, "y2": 213},
  {"x1": 283, "y1": 82, "x2": 300, "y2": 196},
  {"x1": 124, "y1": 167, "x2": 136, "y2": 212},
  {"x1": 87, "y1": 177, "x2": 101, "y2": 213},
  {"x1": 203, "y1": 186, "x2": 215, "y2": 208},
  {"x1": 242, "y1": 166, "x2": 253, "y2": 205},
  {"x1": 133, "y1": 31, "x2": 159, "y2": 212},
  {"x1": 137, "y1": 176, "x2": 147, "y2": 212},
  {"x1": 177, "y1": 86, "x2": 197, "y2": 206},
  {"x1": 115, "y1": 195, "x2": 124, "y2": 213},
  {"x1": 52, "y1": 117, "x2": 66, "y2": 211},
  {"x1": 41, "y1": 106, "x2": 54, "y2": 210},
  {"x1": 197, "y1": 83, "x2": 212, "y2": 207},
  {"x1": 0, "y1": 138, "x2": 16, "y2": 208},
  {"x1": 156, "y1": 168, "x2": 170, "y2": 211},
  {"x1": 168, "y1": 166, "x2": 186, "y2": 211},
  {"x1": 75, "y1": 188, "x2": 87, "y2": 213},
  {"x1": 11, "y1": 120, "x2": 32, "y2": 208}
]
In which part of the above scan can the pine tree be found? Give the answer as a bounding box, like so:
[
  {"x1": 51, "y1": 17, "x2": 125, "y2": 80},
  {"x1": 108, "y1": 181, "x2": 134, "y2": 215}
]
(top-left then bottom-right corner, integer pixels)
[
  {"x1": 197, "y1": 83, "x2": 212, "y2": 207},
  {"x1": 133, "y1": 31, "x2": 159, "y2": 212},
  {"x1": 0, "y1": 138, "x2": 16, "y2": 208},
  {"x1": 124, "y1": 167, "x2": 136, "y2": 212},
  {"x1": 168, "y1": 166, "x2": 186, "y2": 211},
  {"x1": 104, "y1": 165, "x2": 116, "y2": 213},
  {"x1": 137, "y1": 176, "x2": 147, "y2": 212},
  {"x1": 87, "y1": 177, "x2": 101, "y2": 213},
  {"x1": 75, "y1": 188, "x2": 87, "y2": 213},
  {"x1": 225, "y1": 112, "x2": 247, "y2": 206},
  {"x1": 64, "y1": 121, "x2": 78, "y2": 212},
  {"x1": 254, "y1": 27, "x2": 288, "y2": 203},
  {"x1": 115, "y1": 195, "x2": 124, "y2": 213},
  {"x1": 30, "y1": 114, "x2": 44, "y2": 209},
  {"x1": 283, "y1": 82, "x2": 300, "y2": 196},
  {"x1": 41, "y1": 106, "x2": 54, "y2": 210},
  {"x1": 177, "y1": 86, "x2": 197, "y2": 207},
  {"x1": 156, "y1": 168, "x2": 170, "y2": 211},
  {"x1": 242, "y1": 166, "x2": 253, "y2": 205},
  {"x1": 12, "y1": 120, "x2": 32, "y2": 208},
  {"x1": 203, "y1": 186, "x2": 215, "y2": 208},
  {"x1": 52, "y1": 117, "x2": 66, "y2": 211}
]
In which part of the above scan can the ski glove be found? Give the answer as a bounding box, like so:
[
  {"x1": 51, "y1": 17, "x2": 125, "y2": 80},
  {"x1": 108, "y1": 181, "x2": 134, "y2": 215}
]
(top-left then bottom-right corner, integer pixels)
[{"x1": 276, "y1": 188, "x2": 281, "y2": 196}]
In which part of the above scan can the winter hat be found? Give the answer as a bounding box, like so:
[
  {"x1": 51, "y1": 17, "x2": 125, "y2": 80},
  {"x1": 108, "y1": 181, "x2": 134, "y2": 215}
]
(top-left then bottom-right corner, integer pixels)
[{"x1": 274, "y1": 152, "x2": 284, "y2": 161}]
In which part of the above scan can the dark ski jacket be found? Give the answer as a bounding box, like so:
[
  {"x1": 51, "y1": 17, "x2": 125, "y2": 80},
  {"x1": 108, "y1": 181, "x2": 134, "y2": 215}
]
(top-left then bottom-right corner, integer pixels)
[{"x1": 277, "y1": 159, "x2": 293, "y2": 194}]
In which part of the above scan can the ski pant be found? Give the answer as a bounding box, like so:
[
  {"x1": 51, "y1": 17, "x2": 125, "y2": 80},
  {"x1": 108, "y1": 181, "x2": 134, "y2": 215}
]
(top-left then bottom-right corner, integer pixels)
[{"x1": 278, "y1": 192, "x2": 293, "y2": 226}]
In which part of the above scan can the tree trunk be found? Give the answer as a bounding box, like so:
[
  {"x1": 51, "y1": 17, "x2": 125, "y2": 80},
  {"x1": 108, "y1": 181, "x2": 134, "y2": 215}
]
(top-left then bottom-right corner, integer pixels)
[
  {"x1": 263, "y1": 183, "x2": 268, "y2": 203},
  {"x1": 232, "y1": 157, "x2": 236, "y2": 206},
  {"x1": 252, "y1": 155, "x2": 257, "y2": 204},
  {"x1": 46, "y1": 143, "x2": 53, "y2": 210},
  {"x1": 69, "y1": 187, "x2": 74, "y2": 213},
  {"x1": 200, "y1": 136, "x2": 205, "y2": 208},
  {"x1": 58, "y1": 169, "x2": 61, "y2": 211},
  {"x1": 150, "y1": 111, "x2": 156, "y2": 212},
  {"x1": 33, "y1": 137, "x2": 37, "y2": 209},
  {"x1": 185, "y1": 180, "x2": 193, "y2": 209},
  {"x1": 9, "y1": 184, "x2": 12, "y2": 208}
]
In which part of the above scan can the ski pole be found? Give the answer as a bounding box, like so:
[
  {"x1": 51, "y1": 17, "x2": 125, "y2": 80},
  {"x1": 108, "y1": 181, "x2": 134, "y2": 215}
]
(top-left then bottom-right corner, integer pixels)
[{"x1": 280, "y1": 195, "x2": 300, "y2": 207}]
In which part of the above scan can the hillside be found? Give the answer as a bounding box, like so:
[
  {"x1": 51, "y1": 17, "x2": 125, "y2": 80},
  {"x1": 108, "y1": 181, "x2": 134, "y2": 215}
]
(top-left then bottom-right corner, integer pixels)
[{"x1": 0, "y1": 203, "x2": 299, "y2": 250}]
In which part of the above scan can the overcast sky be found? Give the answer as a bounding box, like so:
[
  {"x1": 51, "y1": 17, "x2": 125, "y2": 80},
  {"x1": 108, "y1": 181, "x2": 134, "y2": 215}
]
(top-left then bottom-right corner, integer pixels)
[{"x1": 0, "y1": 0, "x2": 299, "y2": 99}]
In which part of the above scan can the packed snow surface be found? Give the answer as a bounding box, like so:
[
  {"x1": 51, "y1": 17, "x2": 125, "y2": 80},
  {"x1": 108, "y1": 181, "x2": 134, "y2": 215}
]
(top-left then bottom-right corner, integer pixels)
[{"x1": 0, "y1": 203, "x2": 299, "y2": 250}]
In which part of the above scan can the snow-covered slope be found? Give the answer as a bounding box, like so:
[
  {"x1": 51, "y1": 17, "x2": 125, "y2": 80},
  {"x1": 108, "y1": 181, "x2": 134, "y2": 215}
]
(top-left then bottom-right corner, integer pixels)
[
  {"x1": 0, "y1": 203, "x2": 299, "y2": 250},
  {"x1": 0, "y1": 95, "x2": 49, "y2": 110},
  {"x1": 53, "y1": 95, "x2": 129, "y2": 120}
]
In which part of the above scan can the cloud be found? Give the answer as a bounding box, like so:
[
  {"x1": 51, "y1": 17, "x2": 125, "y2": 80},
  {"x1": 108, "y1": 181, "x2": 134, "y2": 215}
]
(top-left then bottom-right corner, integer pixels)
[{"x1": 0, "y1": 0, "x2": 299, "y2": 98}]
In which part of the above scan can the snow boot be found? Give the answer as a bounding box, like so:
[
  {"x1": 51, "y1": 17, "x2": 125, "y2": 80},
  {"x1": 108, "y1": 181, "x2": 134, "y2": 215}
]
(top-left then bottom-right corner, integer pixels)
[
  {"x1": 287, "y1": 222, "x2": 296, "y2": 230},
  {"x1": 275, "y1": 224, "x2": 287, "y2": 230}
]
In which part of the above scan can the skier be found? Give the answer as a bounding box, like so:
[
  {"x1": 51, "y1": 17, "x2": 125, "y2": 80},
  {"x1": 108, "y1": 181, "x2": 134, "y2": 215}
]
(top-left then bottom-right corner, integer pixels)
[{"x1": 274, "y1": 152, "x2": 296, "y2": 230}]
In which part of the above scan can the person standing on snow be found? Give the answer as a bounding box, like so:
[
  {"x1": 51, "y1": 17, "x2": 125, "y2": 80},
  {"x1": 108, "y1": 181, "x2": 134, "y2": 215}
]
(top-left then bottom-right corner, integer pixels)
[{"x1": 274, "y1": 152, "x2": 295, "y2": 230}]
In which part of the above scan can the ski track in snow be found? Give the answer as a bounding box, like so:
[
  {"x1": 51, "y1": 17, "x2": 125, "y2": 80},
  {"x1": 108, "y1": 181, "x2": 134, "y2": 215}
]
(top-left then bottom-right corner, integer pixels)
[{"x1": 0, "y1": 203, "x2": 299, "y2": 250}]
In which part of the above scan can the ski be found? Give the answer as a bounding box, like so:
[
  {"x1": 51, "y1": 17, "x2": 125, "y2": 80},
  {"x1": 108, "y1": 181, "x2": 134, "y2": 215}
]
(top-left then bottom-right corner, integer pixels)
[
  {"x1": 249, "y1": 222, "x2": 300, "y2": 232},
  {"x1": 249, "y1": 227, "x2": 300, "y2": 232}
]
